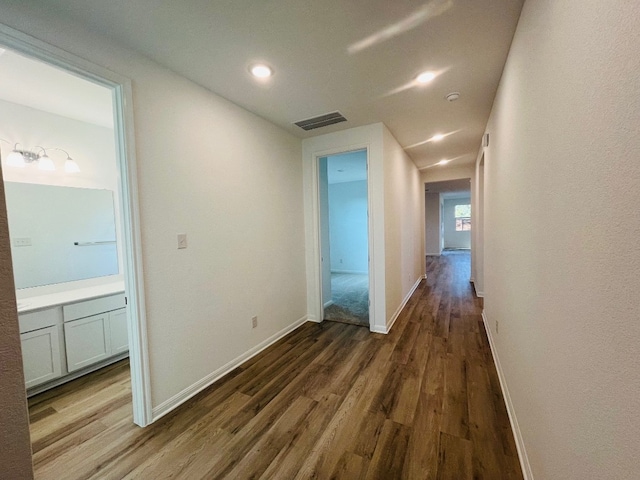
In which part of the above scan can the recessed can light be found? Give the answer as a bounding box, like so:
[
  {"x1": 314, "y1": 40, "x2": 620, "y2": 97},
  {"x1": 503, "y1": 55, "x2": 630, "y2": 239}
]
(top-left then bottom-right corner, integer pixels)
[
  {"x1": 250, "y1": 64, "x2": 273, "y2": 78},
  {"x1": 416, "y1": 71, "x2": 436, "y2": 84},
  {"x1": 445, "y1": 92, "x2": 460, "y2": 102}
]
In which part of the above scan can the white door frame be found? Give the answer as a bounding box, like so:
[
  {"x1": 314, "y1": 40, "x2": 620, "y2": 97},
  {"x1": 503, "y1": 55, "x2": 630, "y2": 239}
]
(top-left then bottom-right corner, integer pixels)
[
  {"x1": 310, "y1": 144, "x2": 380, "y2": 331},
  {"x1": 0, "y1": 23, "x2": 152, "y2": 426}
]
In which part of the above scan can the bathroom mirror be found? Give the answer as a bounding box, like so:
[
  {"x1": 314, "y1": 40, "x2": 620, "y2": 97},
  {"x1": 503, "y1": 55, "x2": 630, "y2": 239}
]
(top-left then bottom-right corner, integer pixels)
[{"x1": 4, "y1": 182, "x2": 119, "y2": 289}]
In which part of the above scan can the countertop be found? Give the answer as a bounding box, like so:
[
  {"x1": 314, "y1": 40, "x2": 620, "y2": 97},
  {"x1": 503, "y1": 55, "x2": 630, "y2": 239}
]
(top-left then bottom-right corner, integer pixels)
[{"x1": 17, "y1": 281, "x2": 125, "y2": 314}]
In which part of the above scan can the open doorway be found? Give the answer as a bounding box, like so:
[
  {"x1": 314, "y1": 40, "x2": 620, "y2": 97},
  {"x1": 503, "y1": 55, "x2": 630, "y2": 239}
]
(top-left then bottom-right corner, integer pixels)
[
  {"x1": 0, "y1": 30, "x2": 149, "y2": 429},
  {"x1": 318, "y1": 150, "x2": 369, "y2": 327},
  {"x1": 424, "y1": 178, "x2": 472, "y2": 276}
]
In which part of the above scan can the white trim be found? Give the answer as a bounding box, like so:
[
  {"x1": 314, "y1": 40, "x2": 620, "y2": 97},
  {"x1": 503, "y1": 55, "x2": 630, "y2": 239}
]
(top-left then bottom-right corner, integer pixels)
[
  {"x1": 471, "y1": 281, "x2": 484, "y2": 298},
  {"x1": 426, "y1": 252, "x2": 442, "y2": 256},
  {"x1": 0, "y1": 23, "x2": 152, "y2": 426},
  {"x1": 151, "y1": 315, "x2": 309, "y2": 422},
  {"x1": 330, "y1": 269, "x2": 368, "y2": 275},
  {"x1": 372, "y1": 276, "x2": 423, "y2": 335},
  {"x1": 323, "y1": 300, "x2": 334, "y2": 309},
  {"x1": 308, "y1": 141, "x2": 382, "y2": 333},
  {"x1": 482, "y1": 312, "x2": 533, "y2": 480}
]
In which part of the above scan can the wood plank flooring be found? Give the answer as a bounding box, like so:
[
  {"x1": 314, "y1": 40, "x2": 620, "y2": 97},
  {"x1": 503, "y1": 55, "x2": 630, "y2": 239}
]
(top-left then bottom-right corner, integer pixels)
[{"x1": 28, "y1": 251, "x2": 523, "y2": 479}]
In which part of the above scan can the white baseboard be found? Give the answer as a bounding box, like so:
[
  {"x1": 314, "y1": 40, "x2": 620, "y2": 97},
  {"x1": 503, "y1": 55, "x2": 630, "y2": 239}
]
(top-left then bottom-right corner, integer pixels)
[
  {"x1": 330, "y1": 269, "x2": 368, "y2": 275},
  {"x1": 471, "y1": 281, "x2": 484, "y2": 298},
  {"x1": 373, "y1": 276, "x2": 423, "y2": 335},
  {"x1": 323, "y1": 300, "x2": 334, "y2": 309},
  {"x1": 426, "y1": 252, "x2": 441, "y2": 256},
  {"x1": 482, "y1": 312, "x2": 533, "y2": 480},
  {"x1": 151, "y1": 315, "x2": 309, "y2": 422}
]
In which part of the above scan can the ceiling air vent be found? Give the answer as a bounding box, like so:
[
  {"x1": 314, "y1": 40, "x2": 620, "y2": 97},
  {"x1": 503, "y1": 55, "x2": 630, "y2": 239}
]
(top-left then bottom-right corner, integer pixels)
[{"x1": 294, "y1": 111, "x2": 347, "y2": 131}]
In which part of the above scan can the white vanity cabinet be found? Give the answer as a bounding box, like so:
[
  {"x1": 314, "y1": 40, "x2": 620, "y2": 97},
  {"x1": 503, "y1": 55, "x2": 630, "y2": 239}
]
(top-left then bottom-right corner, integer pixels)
[
  {"x1": 63, "y1": 294, "x2": 127, "y2": 373},
  {"x1": 17, "y1": 282, "x2": 127, "y2": 395},
  {"x1": 19, "y1": 307, "x2": 64, "y2": 389}
]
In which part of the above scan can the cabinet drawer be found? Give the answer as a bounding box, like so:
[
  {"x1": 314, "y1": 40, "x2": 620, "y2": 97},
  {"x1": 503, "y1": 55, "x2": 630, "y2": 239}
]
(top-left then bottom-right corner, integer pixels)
[
  {"x1": 18, "y1": 307, "x2": 62, "y2": 334},
  {"x1": 63, "y1": 293, "x2": 125, "y2": 322}
]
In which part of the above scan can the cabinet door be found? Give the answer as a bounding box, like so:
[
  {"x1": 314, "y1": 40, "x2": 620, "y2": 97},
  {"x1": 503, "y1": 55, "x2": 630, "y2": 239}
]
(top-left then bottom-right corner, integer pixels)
[
  {"x1": 21, "y1": 326, "x2": 62, "y2": 389},
  {"x1": 109, "y1": 308, "x2": 129, "y2": 355},
  {"x1": 64, "y1": 314, "x2": 111, "y2": 372}
]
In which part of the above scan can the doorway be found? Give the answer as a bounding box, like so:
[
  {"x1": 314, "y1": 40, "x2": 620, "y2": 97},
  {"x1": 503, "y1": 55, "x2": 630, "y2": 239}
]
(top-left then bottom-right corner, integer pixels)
[
  {"x1": 424, "y1": 178, "x2": 471, "y2": 258},
  {"x1": 318, "y1": 150, "x2": 369, "y2": 327},
  {"x1": 0, "y1": 27, "x2": 149, "y2": 427}
]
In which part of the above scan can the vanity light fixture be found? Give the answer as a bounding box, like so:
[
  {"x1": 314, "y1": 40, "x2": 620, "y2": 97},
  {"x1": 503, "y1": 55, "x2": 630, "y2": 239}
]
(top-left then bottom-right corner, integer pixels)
[{"x1": 0, "y1": 140, "x2": 81, "y2": 173}]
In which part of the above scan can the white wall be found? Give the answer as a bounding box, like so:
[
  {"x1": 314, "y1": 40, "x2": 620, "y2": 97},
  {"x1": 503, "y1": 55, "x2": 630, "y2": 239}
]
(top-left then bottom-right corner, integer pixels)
[
  {"x1": 328, "y1": 180, "x2": 368, "y2": 273},
  {"x1": 443, "y1": 197, "x2": 471, "y2": 249},
  {"x1": 0, "y1": 99, "x2": 117, "y2": 191},
  {"x1": 0, "y1": 3, "x2": 307, "y2": 413},
  {"x1": 382, "y1": 125, "x2": 424, "y2": 324},
  {"x1": 425, "y1": 192, "x2": 441, "y2": 255},
  {"x1": 481, "y1": 0, "x2": 640, "y2": 478}
]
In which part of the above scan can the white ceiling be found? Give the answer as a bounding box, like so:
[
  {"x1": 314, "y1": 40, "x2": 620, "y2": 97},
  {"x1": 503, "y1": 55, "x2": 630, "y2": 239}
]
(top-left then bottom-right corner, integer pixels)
[
  {"x1": 425, "y1": 178, "x2": 471, "y2": 194},
  {"x1": 15, "y1": 0, "x2": 523, "y2": 168},
  {"x1": 0, "y1": 48, "x2": 113, "y2": 128}
]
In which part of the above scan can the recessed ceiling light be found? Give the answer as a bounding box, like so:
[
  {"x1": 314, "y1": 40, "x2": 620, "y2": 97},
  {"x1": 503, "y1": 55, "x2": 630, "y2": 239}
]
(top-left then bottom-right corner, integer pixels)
[
  {"x1": 416, "y1": 71, "x2": 436, "y2": 84},
  {"x1": 445, "y1": 92, "x2": 460, "y2": 102},
  {"x1": 250, "y1": 64, "x2": 273, "y2": 78},
  {"x1": 430, "y1": 133, "x2": 445, "y2": 142}
]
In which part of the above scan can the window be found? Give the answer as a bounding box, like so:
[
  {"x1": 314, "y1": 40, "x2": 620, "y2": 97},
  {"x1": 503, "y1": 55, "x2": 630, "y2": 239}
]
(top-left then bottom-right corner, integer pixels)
[{"x1": 455, "y1": 204, "x2": 471, "y2": 231}]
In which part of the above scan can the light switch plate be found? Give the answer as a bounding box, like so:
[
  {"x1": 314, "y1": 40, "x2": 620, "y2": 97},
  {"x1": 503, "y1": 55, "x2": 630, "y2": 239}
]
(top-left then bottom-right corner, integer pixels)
[
  {"x1": 13, "y1": 237, "x2": 32, "y2": 247},
  {"x1": 177, "y1": 233, "x2": 187, "y2": 249}
]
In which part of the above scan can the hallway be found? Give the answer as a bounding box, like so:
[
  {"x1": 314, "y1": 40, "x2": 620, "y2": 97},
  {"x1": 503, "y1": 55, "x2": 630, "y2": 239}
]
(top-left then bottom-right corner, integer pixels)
[{"x1": 27, "y1": 251, "x2": 522, "y2": 479}]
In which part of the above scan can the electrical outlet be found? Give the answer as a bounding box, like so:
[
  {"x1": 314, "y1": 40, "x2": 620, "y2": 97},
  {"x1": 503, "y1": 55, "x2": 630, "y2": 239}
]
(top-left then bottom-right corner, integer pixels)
[
  {"x1": 13, "y1": 237, "x2": 32, "y2": 247},
  {"x1": 251, "y1": 316, "x2": 258, "y2": 329},
  {"x1": 495, "y1": 320, "x2": 499, "y2": 334},
  {"x1": 177, "y1": 233, "x2": 187, "y2": 249}
]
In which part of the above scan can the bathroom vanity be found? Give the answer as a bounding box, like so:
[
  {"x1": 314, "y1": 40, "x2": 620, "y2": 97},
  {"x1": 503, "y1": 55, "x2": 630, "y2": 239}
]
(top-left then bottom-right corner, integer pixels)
[
  {"x1": 18, "y1": 282, "x2": 127, "y2": 395},
  {"x1": 2, "y1": 181, "x2": 127, "y2": 396}
]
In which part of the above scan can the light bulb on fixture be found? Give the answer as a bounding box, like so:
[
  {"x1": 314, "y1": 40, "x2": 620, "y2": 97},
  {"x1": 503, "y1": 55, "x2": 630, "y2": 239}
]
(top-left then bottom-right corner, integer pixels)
[
  {"x1": 416, "y1": 71, "x2": 436, "y2": 84},
  {"x1": 37, "y1": 153, "x2": 56, "y2": 171},
  {"x1": 64, "y1": 157, "x2": 81, "y2": 173},
  {"x1": 250, "y1": 64, "x2": 273, "y2": 78},
  {"x1": 6, "y1": 148, "x2": 26, "y2": 168}
]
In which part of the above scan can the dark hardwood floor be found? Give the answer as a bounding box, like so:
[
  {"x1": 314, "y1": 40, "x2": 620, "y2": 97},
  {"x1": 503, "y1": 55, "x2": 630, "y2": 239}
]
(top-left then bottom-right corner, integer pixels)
[{"x1": 28, "y1": 251, "x2": 522, "y2": 479}]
